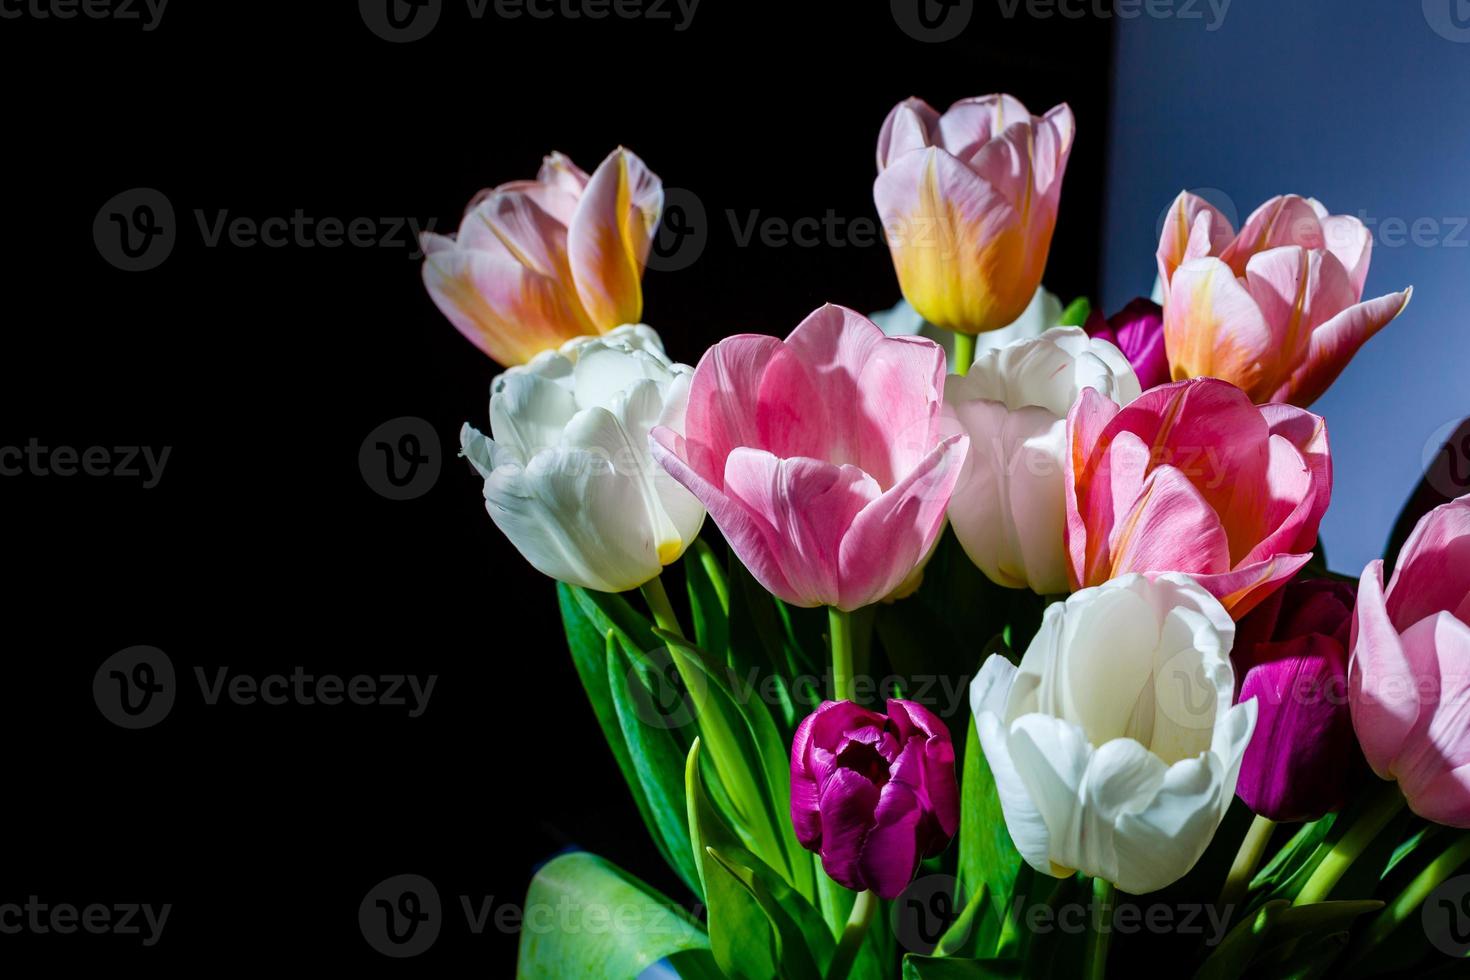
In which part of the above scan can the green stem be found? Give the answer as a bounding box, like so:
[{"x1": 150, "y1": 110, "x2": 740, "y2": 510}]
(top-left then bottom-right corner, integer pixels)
[
  {"x1": 952, "y1": 331, "x2": 977, "y2": 376},
  {"x1": 1086, "y1": 878, "x2": 1115, "y2": 980},
  {"x1": 641, "y1": 575, "x2": 684, "y2": 637},
  {"x1": 1220, "y1": 815, "x2": 1276, "y2": 911},
  {"x1": 1352, "y1": 831, "x2": 1470, "y2": 961},
  {"x1": 829, "y1": 607, "x2": 854, "y2": 701},
  {"x1": 826, "y1": 889, "x2": 876, "y2": 980},
  {"x1": 1295, "y1": 781, "x2": 1405, "y2": 906}
]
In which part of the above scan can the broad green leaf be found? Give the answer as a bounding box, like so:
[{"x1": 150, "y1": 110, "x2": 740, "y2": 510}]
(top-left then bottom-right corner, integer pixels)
[
  {"x1": 605, "y1": 631, "x2": 702, "y2": 897},
  {"x1": 515, "y1": 851, "x2": 710, "y2": 980}
]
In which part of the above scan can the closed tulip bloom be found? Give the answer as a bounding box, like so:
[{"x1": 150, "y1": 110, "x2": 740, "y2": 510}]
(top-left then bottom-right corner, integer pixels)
[
  {"x1": 1066, "y1": 378, "x2": 1332, "y2": 619},
  {"x1": 421, "y1": 148, "x2": 663, "y2": 366},
  {"x1": 874, "y1": 95, "x2": 1074, "y2": 336},
  {"x1": 1349, "y1": 495, "x2": 1470, "y2": 826},
  {"x1": 461, "y1": 325, "x2": 704, "y2": 593},
  {"x1": 790, "y1": 699, "x2": 960, "y2": 899},
  {"x1": 1083, "y1": 298, "x2": 1169, "y2": 391},
  {"x1": 650, "y1": 305, "x2": 968, "y2": 611},
  {"x1": 1233, "y1": 579, "x2": 1363, "y2": 822},
  {"x1": 971, "y1": 573, "x2": 1256, "y2": 895},
  {"x1": 945, "y1": 327, "x2": 1140, "y2": 594},
  {"x1": 1156, "y1": 191, "x2": 1411, "y2": 406}
]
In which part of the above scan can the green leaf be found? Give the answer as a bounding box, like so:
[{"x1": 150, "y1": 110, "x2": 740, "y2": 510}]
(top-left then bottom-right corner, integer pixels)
[
  {"x1": 1260, "y1": 900, "x2": 1383, "y2": 952},
  {"x1": 956, "y1": 655, "x2": 1022, "y2": 925},
  {"x1": 604, "y1": 630, "x2": 702, "y2": 897},
  {"x1": 1193, "y1": 900, "x2": 1288, "y2": 980},
  {"x1": 559, "y1": 584, "x2": 686, "y2": 887},
  {"x1": 515, "y1": 851, "x2": 710, "y2": 980},
  {"x1": 902, "y1": 954, "x2": 1022, "y2": 978},
  {"x1": 687, "y1": 739, "x2": 832, "y2": 980},
  {"x1": 1057, "y1": 296, "x2": 1092, "y2": 327},
  {"x1": 659, "y1": 627, "x2": 815, "y2": 903},
  {"x1": 685, "y1": 539, "x2": 731, "y2": 662}
]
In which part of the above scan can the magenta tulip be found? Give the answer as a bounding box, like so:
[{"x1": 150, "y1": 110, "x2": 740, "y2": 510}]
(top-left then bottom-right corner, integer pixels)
[
  {"x1": 1349, "y1": 495, "x2": 1470, "y2": 826},
  {"x1": 790, "y1": 699, "x2": 959, "y2": 899},
  {"x1": 1234, "y1": 579, "x2": 1364, "y2": 821},
  {"x1": 650, "y1": 305, "x2": 967, "y2": 610},
  {"x1": 1083, "y1": 298, "x2": 1169, "y2": 390},
  {"x1": 1065, "y1": 378, "x2": 1332, "y2": 618}
]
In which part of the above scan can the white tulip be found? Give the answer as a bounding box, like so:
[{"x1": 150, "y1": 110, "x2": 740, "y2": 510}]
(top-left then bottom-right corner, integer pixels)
[
  {"x1": 871, "y1": 285, "x2": 1064, "y2": 369},
  {"x1": 460, "y1": 325, "x2": 705, "y2": 593},
  {"x1": 944, "y1": 326, "x2": 1140, "y2": 594},
  {"x1": 971, "y1": 573, "x2": 1256, "y2": 895}
]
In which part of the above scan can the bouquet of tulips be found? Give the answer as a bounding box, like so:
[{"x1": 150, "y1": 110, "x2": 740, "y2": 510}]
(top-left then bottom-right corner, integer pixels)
[{"x1": 420, "y1": 92, "x2": 1470, "y2": 979}]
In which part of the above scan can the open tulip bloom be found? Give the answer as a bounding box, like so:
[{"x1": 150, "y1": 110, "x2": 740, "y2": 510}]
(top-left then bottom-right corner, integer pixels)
[{"x1": 418, "y1": 86, "x2": 1470, "y2": 980}]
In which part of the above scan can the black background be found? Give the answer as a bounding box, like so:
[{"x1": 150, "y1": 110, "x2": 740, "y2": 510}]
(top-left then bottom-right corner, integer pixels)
[{"x1": 2, "y1": 0, "x2": 1111, "y2": 971}]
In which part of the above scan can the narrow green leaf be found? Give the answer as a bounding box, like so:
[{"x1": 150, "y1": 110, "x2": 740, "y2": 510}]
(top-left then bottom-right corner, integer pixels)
[
  {"x1": 1057, "y1": 296, "x2": 1092, "y2": 327},
  {"x1": 685, "y1": 540, "x2": 731, "y2": 661},
  {"x1": 1193, "y1": 900, "x2": 1288, "y2": 980},
  {"x1": 902, "y1": 954, "x2": 1022, "y2": 978},
  {"x1": 605, "y1": 630, "x2": 702, "y2": 897}
]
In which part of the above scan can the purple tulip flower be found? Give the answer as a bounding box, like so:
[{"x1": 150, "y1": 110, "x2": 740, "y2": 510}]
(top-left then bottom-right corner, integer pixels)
[
  {"x1": 790, "y1": 699, "x2": 959, "y2": 899},
  {"x1": 1084, "y1": 298, "x2": 1170, "y2": 390},
  {"x1": 1233, "y1": 579, "x2": 1367, "y2": 822}
]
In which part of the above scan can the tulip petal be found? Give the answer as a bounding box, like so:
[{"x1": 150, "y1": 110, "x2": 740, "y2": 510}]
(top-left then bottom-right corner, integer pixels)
[
  {"x1": 721, "y1": 448, "x2": 882, "y2": 608},
  {"x1": 1393, "y1": 613, "x2": 1470, "y2": 821},
  {"x1": 1006, "y1": 712, "x2": 1092, "y2": 879},
  {"x1": 1156, "y1": 191, "x2": 1235, "y2": 288},
  {"x1": 568, "y1": 147, "x2": 663, "y2": 330},
  {"x1": 816, "y1": 768, "x2": 881, "y2": 892},
  {"x1": 1164, "y1": 257, "x2": 1275, "y2": 397},
  {"x1": 973, "y1": 657, "x2": 1056, "y2": 876},
  {"x1": 1275, "y1": 287, "x2": 1412, "y2": 406},
  {"x1": 1350, "y1": 560, "x2": 1420, "y2": 778},
  {"x1": 860, "y1": 781, "x2": 924, "y2": 899},
  {"x1": 877, "y1": 97, "x2": 939, "y2": 169},
  {"x1": 1109, "y1": 465, "x2": 1233, "y2": 580},
  {"x1": 1387, "y1": 495, "x2": 1470, "y2": 627},
  {"x1": 422, "y1": 239, "x2": 595, "y2": 365},
  {"x1": 1221, "y1": 195, "x2": 1325, "y2": 275},
  {"x1": 1321, "y1": 213, "x2": 1373, "y2": 298},
  {"x1": 837, "y1": 434, "x2": 967, "y2": 610},
  {"x1": 651, "y1": 426, "x2": 798, "y2": 604}
]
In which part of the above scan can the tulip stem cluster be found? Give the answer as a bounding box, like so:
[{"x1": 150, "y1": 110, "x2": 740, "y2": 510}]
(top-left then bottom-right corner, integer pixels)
[
  {"x1": 1086, "y1": 878, "x2": 1115, "y2": 980},
  {"x1": 1220, "y1": 815, "x2": 1277, "y2": 910},
  {"x1": 828, "y1": 607, "x2": 855, "y2": 702},
  {"x1": 826, "y1": 888, "x2": 876, "y2": 980},
  {"x1": 1350, "y1": 831, "x2": 1470, "y2": 963},
  {"x1": 1294, "y1": 782, "x2": 1406, "y2": 906},
  {"x1": 641, "y1": 575, "x2": 684, "y2": 639},
  {"x1": 951, "y1": 331, "x2": 976, "y2": 377}
]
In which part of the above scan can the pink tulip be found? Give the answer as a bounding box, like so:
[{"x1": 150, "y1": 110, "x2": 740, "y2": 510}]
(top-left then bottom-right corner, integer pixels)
[
  {"x1": 1065, "y1": 377, "x2": 1332, "y2": 618},
  {"x1": 650, "y1": 305, "x2": 968, "y2": 611},
  {"x1": 874, "y1": 95, "x2": 1074, "y2": 336},
  {"x1": 420, "y1": 148, "x2": 662, "y2": 366},
  {"x1": 1156, "y1": 192, "x2": 1411, "y2": 407},
  {"x1": 1349, "y1": 495, "x2": 1470, "y2": 826}
]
